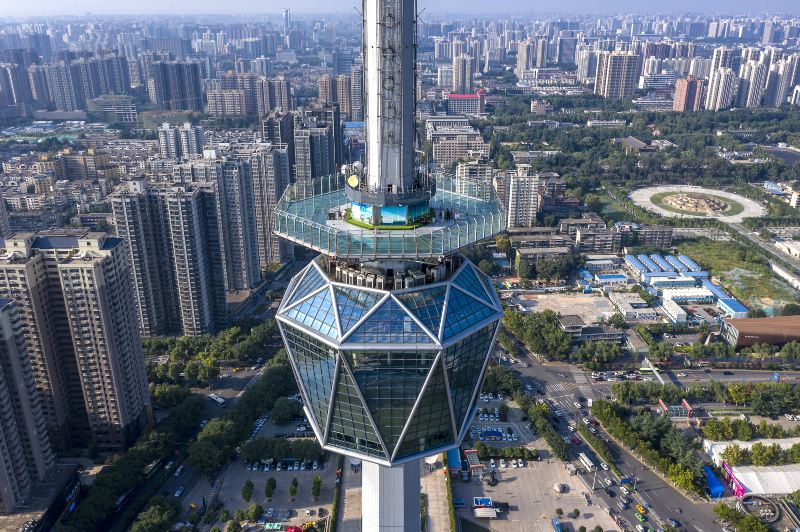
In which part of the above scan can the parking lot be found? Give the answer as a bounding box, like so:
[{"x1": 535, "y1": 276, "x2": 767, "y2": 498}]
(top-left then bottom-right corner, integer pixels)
[
  {"x1": 452, "y1": 459, "x2": 618, "y2": 531},
  {"x1": 465, "y1": 393, "x2": 539, "y2": 448}
]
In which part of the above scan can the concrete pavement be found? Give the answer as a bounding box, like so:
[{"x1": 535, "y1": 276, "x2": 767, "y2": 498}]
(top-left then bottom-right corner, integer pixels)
[
  {"x1": 420, "y1": 459, "x2": 451, "y2": 532},
  {"x1": 337, "y1": 462, "x2": 362, "y2": 532}
]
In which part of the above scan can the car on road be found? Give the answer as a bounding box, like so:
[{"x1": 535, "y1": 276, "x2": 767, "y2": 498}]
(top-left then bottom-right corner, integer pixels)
[
  {"x1": 617, "y1": 501, "x2": 627, "y2": 511},
  {"x1": 296, "y1": 425, "x2": 308, "y2": 432},
  {"x1": 267, "y1": 508, "x2": 274, "y2": 518},
  {"x1": 635, "y1": 526, "x2": 646, "y2": 532},
  {"x1": 562, "y1": 435, "x2": 571, "y2": 444},
  {"x1": 174, "y1": 465, "x2": 185, "y2": 477},
  {"x1": 600, "y1": 462, "x2": 608, "y2": 471},
  {"x1": 174, "y1": 487, "x2": 184, "y2": 497},
  {"x1": 620, "y1": 486, "x2": 629, "y2": 495},
  {"x1": 787, "y1": 414, "x2": 795, "y2": 421},
  {"x1": 668, "y1": 518, "x2": 681, "y2": 527},
  {"x1": 558, "y1": 373, "x2": 567, "y2": 378},
  {"x1": 635, "y1": 512, "x2": 647, "y2": 522},
  {"x1": 604, "y1": 478, "x2": 612, "y2": 487},
  {"x1": 635, "y1": 503, "x2": 647, "y2": 514},
  {"x1": 499, "y1": 459, "x2": 506, "y2": 468},
  {"x1": 573, "y1": 402, "x2": 581, "y2": 409},
  {"x1": 676, "y1": 373, "x2": 686, "y2": 377},
  {"x1": 165, "y1": 460, "x2": 174, "y2": 470},
  {"x1": 525, "y1": 384, "x2": 533, "y2": 391}
]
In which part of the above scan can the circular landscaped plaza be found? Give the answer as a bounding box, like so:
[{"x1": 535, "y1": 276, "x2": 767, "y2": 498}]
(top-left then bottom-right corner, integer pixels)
[{"x1": 630, "y1": 185, "x2": 766, "y2": 223}]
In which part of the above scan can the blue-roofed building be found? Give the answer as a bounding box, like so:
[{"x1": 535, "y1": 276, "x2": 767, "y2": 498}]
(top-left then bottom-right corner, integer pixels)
[
  {"x1": 704, "y1": 466, "x2": 725, "y2": 499},
  {"x1": 665, "y1": 255, "x2": 688, "y2": 272},
  {"x1": 650, "y1": 254, "x2": 675, "y2": 272},
  {"x1": 638, "y1": 254, "x2": 661, "y2": 272},
  {"x1": 718, "y1": 298, "x2": 748, "y2": 319},
  {"x1": 678, "y1": 255, "x2": 702, "y2": 272},
  {"x1": 701, "y1": 279, "x2": 729, "y2": 299},
  {"x1": 624, "y1": 255, "x2": 647, "y2": 278},
  {"x1": 764, "y1": 181, "x2": 785, "y2": 195}
]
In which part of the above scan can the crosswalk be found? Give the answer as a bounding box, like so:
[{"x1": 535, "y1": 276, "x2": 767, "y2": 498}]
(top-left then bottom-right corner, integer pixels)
[{"x1": 545, "y1": 382, "x2": 576, "y2": 393}]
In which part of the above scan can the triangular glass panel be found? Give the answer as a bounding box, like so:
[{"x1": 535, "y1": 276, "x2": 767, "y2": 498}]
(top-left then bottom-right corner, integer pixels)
[
  {"x1": 443, "y1": 322, "x2": 497, "y2": 434},
  {"x1": 286, "y1": 265, "x2": 327, "y2": 307},
  {"x1": 475, "y1": 264, "x2": 499, "y2": 307},
  {"x1": 345, "y1": 350, "x2": 438, "y2": 453},
  {"x1": 284, "y1": 287, "x2": 339, "y2": 339},
  {"x1": 346, "y1": 298, "x2": 435, "y2": 344},
  {"x1": 442, "y1": 286, "x2": 497, "y2": 341},
  {"x1": 335, "y1": 287, "x2": 383, "y2": 334},
  {"x1": 282, "y1": 326, "x2": 338, "y2": 431},
  {"x1": 327, "y1": 363, "x2": 387, "y2": 460},
  {"x1": 396, "y1": 286, "x2": 447, "y2": 337},
  {"x1": 394, "y1": 360, "x2": 454, "y2": 459},
  {"x1": 453, "y1": 264, "x2": 491, "y2": 305}
]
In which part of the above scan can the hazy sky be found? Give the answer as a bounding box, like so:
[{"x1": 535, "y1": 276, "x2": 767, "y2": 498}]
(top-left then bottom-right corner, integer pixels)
[{"x1": 3, "y1": 0, "x2": 800, "y2": 17}]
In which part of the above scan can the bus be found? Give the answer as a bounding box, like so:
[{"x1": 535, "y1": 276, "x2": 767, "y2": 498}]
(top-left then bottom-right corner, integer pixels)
[
  {"x1": 207, "y1": 393, "x2": 226, "y2": 407},
  {"x1": 578, "y1": 452, "x2": 596, "y2": 472},
  {"x1": 638, "y1": 367, "x2": 655, "y2": 375}
]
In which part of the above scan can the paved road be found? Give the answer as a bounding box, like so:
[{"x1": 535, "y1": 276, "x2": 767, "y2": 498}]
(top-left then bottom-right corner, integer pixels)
[
  {"x1": 506, "y1": 355, "x2": 719, "y2": 531},
  {"x1": 729, "y1": 222, "x2": 800, "y2": 273}
]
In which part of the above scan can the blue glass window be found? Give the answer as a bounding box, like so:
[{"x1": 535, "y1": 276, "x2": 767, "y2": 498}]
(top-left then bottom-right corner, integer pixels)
[
  {"x1": 285, "y1": 287, "x2": 340, "y2": 339},
  {"x1": 396, "y1": 286, "x2": 447, "y2": 338},
  {"x1": 442, "y1": 323, "x2": 496, "y2": 433},
  {"x1": 394, "y1": 361, "x2": 454, "y2": 459},
  {"x1": 328, "y1": 365, "x2": 387, "y2": 459},
  {"x1": 283, "y1": 326, "x2": 338, "y2": 431},
  {"x1": 442, "y1": 287, "x2": 496, "y2": 340},
  {"x1": 347, "y1": 298, "x2": 435, "y2": 344},
  {"x1": 335, "y1": 287, "x2": 383, "y2": 334},
  {"x1": 287, "y1": 265, "x2": 327, "y2": 306},
  {"x1": 453, "y1": 264, "x2": 491, "y2": 305}
]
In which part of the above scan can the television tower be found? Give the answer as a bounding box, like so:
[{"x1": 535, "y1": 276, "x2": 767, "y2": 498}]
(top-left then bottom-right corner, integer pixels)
[{"x1": 273, "y1": 0, "x2": 505, "y2": 528}]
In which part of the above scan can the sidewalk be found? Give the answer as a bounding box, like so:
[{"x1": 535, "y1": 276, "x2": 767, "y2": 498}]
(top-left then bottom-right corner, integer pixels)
[
  {"x1": 420, "y1": 458, "x2": 451, "y2": 532},
  {"x1": 338, "y1": 463, "x2": 362, "y2": 532}
]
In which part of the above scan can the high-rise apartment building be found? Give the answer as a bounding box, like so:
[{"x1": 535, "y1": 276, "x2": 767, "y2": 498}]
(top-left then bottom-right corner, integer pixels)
[
  {"x1": 516, "y1": 39, "x2": 537, "y2": 78},
  {"x1": 294, "y1": 122, "x2": 335, "y2": 182},
  {"x1": 318, "y1": 74, "x2": 336, "y2": 106},
  {"x1": 336, "y1": 74, "x2": 352, "y2": 120},
  {"x1": 111, "y1": 180, "x2": 228, "y2": 337},
  {"x1": 147, "y1": 61, "x2": 203, "y2": 111},
  {"x1": 710, "y1": 46, "x2": 734, "y2": 72},
  {"x1": 737, "y1": 60, "x2": 768, "y2": 108},
  {"x1": 0, "y1": 298, "x2": 54, "y2": 512},
  {"x1": 673, "y1": 76, "x2": 704, "y2": 112},
  {"x1": 705, "y1": 67, "x2": 737, "y2": 110},
  {"x1": 158, "y1": 122, "x2": 205, "y2": 159},
  {"x1": 452, "y1": 55, "x2": 474, "y2": 94},
  {"x1": 594, "y1": 52, "x2": 639, "y2": 100},
  {"x1": 0, "y1": 233, "x2": 151, "y2": 451},
  {"x1": 506, "y1": 172, "x2": 541, "y2": 228},
  {"x1": 350, "y1": 63, "x2": 364, "y2": 121}
]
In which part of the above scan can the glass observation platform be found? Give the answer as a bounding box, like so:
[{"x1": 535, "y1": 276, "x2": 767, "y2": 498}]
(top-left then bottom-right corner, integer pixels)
[
  {"x1": 275, "y1": 257, "x2": 503, "y2": 466},
  {"x1": 274, "y1": 174, "x2": 506, "y2": 259}
]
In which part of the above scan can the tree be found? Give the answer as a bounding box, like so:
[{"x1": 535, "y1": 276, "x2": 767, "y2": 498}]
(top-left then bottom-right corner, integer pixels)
[
  {"x1": 241, "y1": 479, "x2": 254, "y2": 502},
  {"x1": 478, "y1": 259, "x2": 499, "y2": 276},
  {"x1": 226, "y1": 522, "x2": 242, "y2": 532},
  {"x1": 312, "y1": 475, "x2": 323, "y2": 500},
  {"x1": 289, "y1": 477, "x2": 299, "y2": 500},
  {"x1": 271, "y1": 397, "x2": 304, "y2": 425},
  {"x1": 607, "y1": 313, "x2": 626, "y2": 329},
  {"x1": 555, "y1": 508, "x2": 563, "y2": 517},
  {"x1": 245, "y1": 503, "x2": 263, "y2": 522},
  {"x1": 781, "y1": 303, "x2": 800, "y2": 316},
  {"x1": 572, "y1": 508, "x2": 580, "y2": 518},
  {"x1": 495, "y1": 235, "x2": 512, "y2": 253},
  {"x1": 131, "y1": 497, "x2": 181, "y2": 532},
  {"x1": 265, "y1": 477, "x2": 277, "y2": 500},
  {"x1": 150, "y1": 383, "x2": 191, "y2": 408}
]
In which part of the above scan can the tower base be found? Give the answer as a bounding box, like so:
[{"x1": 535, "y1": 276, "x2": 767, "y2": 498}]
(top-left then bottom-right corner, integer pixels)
[{"x1": 361, "y1": 460, "x2": 421, "y2": 531}]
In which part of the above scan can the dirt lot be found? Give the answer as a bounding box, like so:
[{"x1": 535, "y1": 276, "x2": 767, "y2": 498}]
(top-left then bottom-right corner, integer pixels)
[{"x1": 516, "y1": 293, "x2": 616, "y2": 324}]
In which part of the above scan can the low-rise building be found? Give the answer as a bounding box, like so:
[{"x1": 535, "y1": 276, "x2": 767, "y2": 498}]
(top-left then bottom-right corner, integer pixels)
[
  {"x1": 722, "y1": 315, "x2": 800, "y2": 348},
  {"x1": 558, "y1": 315, "x2": 626, "y2": 343},
  {"x1": 608, "y1": 291, "x2": 657, "y2": 320},
  {"x1": 661, "y1": 287, "x2": 715, "y2": 303},
  {"x1": 575, "y1": 228, "x2": 622, "y2": 254},
  {"x1": 661, "y1": 299, "x2": 687, "y2": 323},
  {"x1": 592, "y1": 273, "x2": 628, "y2": 286}
]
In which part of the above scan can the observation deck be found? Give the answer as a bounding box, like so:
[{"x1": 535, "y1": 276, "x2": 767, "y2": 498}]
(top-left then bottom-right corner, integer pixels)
[{"x1": 274, "y1": 174, "x2": 506, "y2": 260}]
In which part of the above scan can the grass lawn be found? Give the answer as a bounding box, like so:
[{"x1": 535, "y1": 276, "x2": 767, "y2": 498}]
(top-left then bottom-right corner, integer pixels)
[
  {"x1": 650, "y1": 191, "x2": 745, "y2": 217},
  {"x1": 677, "y1": 239, "x2": 800, "y2": 307}
]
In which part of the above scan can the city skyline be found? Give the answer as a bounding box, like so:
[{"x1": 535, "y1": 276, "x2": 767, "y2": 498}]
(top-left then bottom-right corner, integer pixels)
[{"x1": 4, "y1": 1, "x2": 800, "y2": 16}]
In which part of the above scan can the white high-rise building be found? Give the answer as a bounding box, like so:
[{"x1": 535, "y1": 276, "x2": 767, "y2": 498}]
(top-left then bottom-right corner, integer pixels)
[
  {"x1": 158, "y1": 122, "x2": 204, "y2": 159},
  {"x1": 710, "y1": 46, "x2": 734, "y2": 72},
  {"x1": 737, "y1": 60, "x2": 768, "y2": 108},
  {"x1": 705, "y1": 68, "x2": 737, "y2": 110},
  {"x1": 452, "y1": 55, "x2": 474, "y2": 94},
  {"x1": 507, "y1": 172, "x2": 541, "y2": 228}
]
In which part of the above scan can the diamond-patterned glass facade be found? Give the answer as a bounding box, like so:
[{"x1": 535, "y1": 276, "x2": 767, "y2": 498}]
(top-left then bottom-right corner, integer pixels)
[
  {"x1": 347, "y1": 298, "x2": 434, "y2": 344},
  {"x1": 442, "y1": 287, "x2": 497, "y2": 341},
  {"x1": 284, "y1": 327, "x2": 338, "y2": 432},
  {"x1": 286, "y1": 265, "x2": 327, "y2": 306},
  {"x1": 453, "y1": 264, "x2": 492, "y2": 306},
  {"x1": 276, "y1": 256, "x2": 502, "y2": 466},
  {"x1": 443, "y1": 322, "x2": 498, "y2": 434},
  {"x1": 396, "y1": 286, "x2": 446, "y2": 338},
  {"x1": 284, "y1": 287, "x2": 339, "y2": 340},
  {"x1": 335, "y1": 287, "x2": 383, "y2": 334}
]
